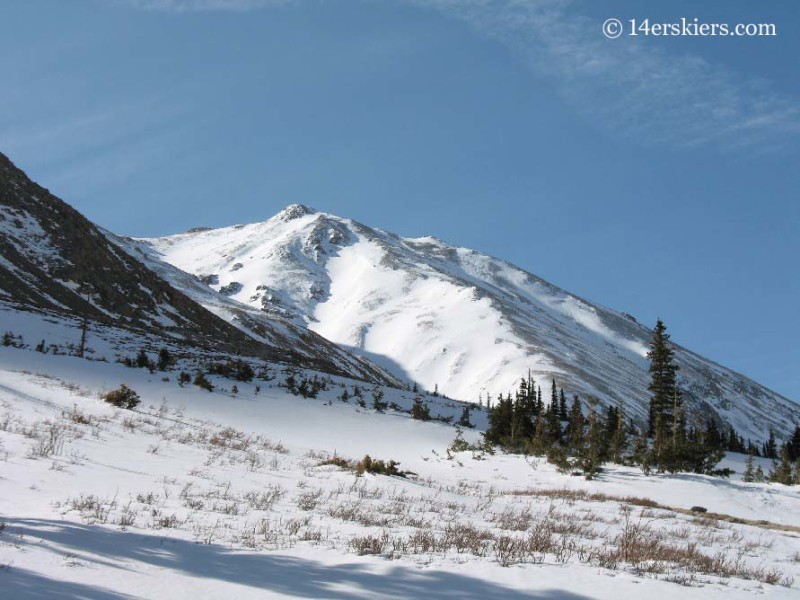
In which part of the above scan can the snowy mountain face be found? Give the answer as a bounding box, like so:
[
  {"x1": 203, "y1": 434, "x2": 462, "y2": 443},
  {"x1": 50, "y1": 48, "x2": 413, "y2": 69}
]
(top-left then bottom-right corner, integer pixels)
[
  {"x1": 143, "y1": 205, "x2": 799, "y2": 442},
  {"x1": 0, "y1": 154, "x2": 396, "y2": 384}
]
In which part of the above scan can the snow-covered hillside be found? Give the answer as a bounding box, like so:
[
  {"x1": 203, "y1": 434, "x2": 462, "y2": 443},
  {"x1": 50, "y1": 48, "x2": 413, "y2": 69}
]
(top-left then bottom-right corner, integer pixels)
[
  {"x1": 142, "y1": 205, "x2": 799, "y2": 442},
  {"x1": 1, "y1": 345, "x2": 799, "y2": 599},
  {"x1": 0, "y1": 153, "x2": 398, "y2": 385}
]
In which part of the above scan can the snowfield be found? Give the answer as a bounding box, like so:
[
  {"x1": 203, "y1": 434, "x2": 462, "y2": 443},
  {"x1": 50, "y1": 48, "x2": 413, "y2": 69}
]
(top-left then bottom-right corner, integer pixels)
[
  {"x1": 1, "y1": 345, "x2": 799, "y2": 599},
  {"x1": 140, "y1": 205, "x2": 800, "y2": 442}
]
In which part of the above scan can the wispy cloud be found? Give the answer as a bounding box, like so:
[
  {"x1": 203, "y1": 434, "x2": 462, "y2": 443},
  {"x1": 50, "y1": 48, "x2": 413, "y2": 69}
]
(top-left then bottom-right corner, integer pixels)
[
  {"x1": 109, "y1": 0, "x2": 294, "y2": 12},
  {"x1": 110, "y1": 0, "x2": 800, "y2": 150},
  {"x1": 0, "y1": 95, "x2": 184, "y2": 170},
  {"x1": 408, "y1": 0, "x2": 800, "y2": 150}
]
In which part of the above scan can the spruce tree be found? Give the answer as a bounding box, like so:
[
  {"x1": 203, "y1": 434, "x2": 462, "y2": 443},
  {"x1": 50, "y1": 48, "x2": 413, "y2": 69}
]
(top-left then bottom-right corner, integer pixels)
[
  {"x1": 647, "y1": 319, "x2": 679, "y2": 436},
  {"x1": 457, "y1": 405, "x2": 473, "y2": 428},
  {"x1": 136, "y1": 349, "x2": 150, "y2": 369},
  {"x1": 647, "y1": 319, "x2": 686, "y2": 471},
  {"x1": 545, "y1": 380, "x2": 562, "y2": 443},
  {"x1": 579, "y1": 397, "x2": 604, "y2": 478},
  {"x1": 486, "y1": 393, "x2": 511, "y2": 443},
  {"x1": 743, "y1": 452, "x2": 756, "y2": 483},
  {"x1": 632, "y1": 428, "x2": 653, "y2": 475},
  {"x1": 764, "y1": 429, "x2": 778, "y2": 459},
  {"x1": 157, "y1": 348, "x2": 174, "y2": 371},
  {"x1": 566, "y1": 395, "x2": 584, "y2": 456},
  {"x1": 787, "y1": 425, "x2": 800, "y2": 462},
  {"x1": 606, "y1": 404, "x2": 628, "y2": 464},
  {"x1": 411, "y1": 397, "x2": 431, "y2": 421},
  {"x1": 768, "y1": 446, "x2": 795, "y2": 485}
]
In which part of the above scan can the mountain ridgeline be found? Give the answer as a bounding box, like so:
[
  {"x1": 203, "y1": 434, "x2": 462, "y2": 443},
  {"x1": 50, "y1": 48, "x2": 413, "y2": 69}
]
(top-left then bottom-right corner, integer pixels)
[
  {"x1": 1, "y1": 149, "x2": 795, "y2": 444},
  {"x1": 141, "y1": 204, "x2": 798, "y2": 442},
  {"x1": 0, "y1": 153, "x2": 397, "y2": 384}
]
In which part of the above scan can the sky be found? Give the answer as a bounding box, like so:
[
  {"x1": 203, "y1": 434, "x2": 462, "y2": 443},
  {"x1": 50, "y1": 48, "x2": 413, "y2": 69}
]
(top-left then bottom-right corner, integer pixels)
[{"x1": 1, "y1": 0, "x2": 798, "y2": 401}]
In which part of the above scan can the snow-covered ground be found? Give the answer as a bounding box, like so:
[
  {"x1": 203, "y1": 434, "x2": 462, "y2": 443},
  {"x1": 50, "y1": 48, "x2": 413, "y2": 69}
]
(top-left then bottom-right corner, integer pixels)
[{"x1": 1, "y1": 345, "x2": 799, "y2": 599}]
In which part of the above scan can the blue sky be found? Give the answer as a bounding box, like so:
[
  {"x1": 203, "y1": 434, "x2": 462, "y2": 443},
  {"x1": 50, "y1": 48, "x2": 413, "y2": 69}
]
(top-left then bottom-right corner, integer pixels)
[{"x1": 1, "y1": 0, "x2": 798, "y2": 401}]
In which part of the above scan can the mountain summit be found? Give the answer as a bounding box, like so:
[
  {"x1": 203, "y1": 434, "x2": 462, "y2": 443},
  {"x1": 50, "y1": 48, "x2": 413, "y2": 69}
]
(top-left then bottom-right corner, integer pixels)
[
  {"x1": 0, "y1": 154, "x2": 396, "y2": 384},
  {"x1": 141, "y1": 206, "x2": 799, "y2": 441}
]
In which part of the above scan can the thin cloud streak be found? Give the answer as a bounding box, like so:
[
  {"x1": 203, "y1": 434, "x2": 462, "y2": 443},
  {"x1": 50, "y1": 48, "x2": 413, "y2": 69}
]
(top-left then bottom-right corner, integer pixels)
[
  {"x1": 108, "y1": 0, "x2": 800, "y2": 150},
  {"x1": 0, "y1": 96, "x2": 185, "y2": 171},
  {"x1": 408, "y1": 0, "x2": 800, "y2": 150},
  {"x1": 110, "y1": 0, "x2": 294, "y2": 12}
]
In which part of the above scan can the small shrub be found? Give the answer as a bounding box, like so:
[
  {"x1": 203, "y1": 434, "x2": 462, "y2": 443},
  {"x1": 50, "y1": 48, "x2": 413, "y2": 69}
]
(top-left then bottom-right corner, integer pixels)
[
  {"x1": 354, "y1": 455, "x2": 406, "y2": 478},
  {"x1": 194, "y1": 372, "x2": 214, "y2": 392},
  {"x1": 208, "y1": 359, "x2": 255, "y2": 382},
  {"x1": 297, "y1": 489, "x2": 324, "y2": 511},
  {"x1": 103, "y1": 385, "x2": 141, "y2": 409},
  {"x1": 350, "y1": 531, "x2": 390, "y2": 556},
  {"x1": 319, "y1": 455, "x2": 353, "y2": 470}
]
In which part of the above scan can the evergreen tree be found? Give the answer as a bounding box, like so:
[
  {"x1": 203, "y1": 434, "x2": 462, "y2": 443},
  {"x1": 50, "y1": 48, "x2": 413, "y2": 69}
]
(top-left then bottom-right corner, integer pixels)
[
  {"x1": 371, "y1": 388, "x2": 387, "y2": 412},
  {"x1": 157, "y1": 348, "x2": 174, "y2": 371},
  {"x1": 566, "y1": 395, "x2": 584, "y2": 456},
  {"x1": 606, "y1": 404, "x2": 628, "y2": 464},
  {"x1": 457, "y1": 405, "x2": 473, "y2": 428},
  {"x1": 558, "y1": 388, "x2": 568, "y2": 421},
  {"x1": 78, "y1": 293, "x2": 89, "y2": 359},
  {"x1": 743, "y1": 452, "x2": 756, "y2": 483},
  {"x1": 787, "y1": 425, "x2": 800, "y2": 462},
  {"x1": 684, "y1": 422, "x2": 725, "y2": 475},
  {"x1": 545, "y1": 401, "x2": 562, "y2": 444},
  {"x1": 193, "y1": 371, "x2": 214, "y2": 392},
  {"x1": 647, "y1": 319, "x2": 690, "y2": 472},
  {"x1": 768, "y1": 446, "x2": 795, "y2": 485},
  {"x1": 726, "y1": 426, "x2": 745, "y2": 453},
  {"x1": 103, "y1": 384, "x2": 140, "y2": 409},
  {"x1": 632, "y1": 428, "x2": 653, "y2": 475},
  {"x1": 530, "y1": 413, "x2": 547, "y2": 455},
  {"x1": 512, "y1": 386, "x2": 535, "y2": 444},
  {"x1": 705, "y1": 420, "x2": 723, "y2": 452},
  {"x1": 411, "y1": 397, "x2": 431, "y2": 421},
  {"x1": 549, "y1": 378, "x2": 559, "y2": 416},
  {"x1": 647, "y1": 319, "x2": 679, "y2": 438},
  {"x1": 578, "y1": 397, "x2": 604, "y2": 478},
  {"x1": 136, "y1": 349, "x2": 150, "y2": 369},
  {"x1": 764, "y1": 429, "x2": 778, "y2": 459}
]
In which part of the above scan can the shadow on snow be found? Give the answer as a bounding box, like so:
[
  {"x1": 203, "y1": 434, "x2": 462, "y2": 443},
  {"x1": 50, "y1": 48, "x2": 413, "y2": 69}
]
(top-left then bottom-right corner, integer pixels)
[{"x1": 3, "y1": 517, "x2": 595, "y2": 599}]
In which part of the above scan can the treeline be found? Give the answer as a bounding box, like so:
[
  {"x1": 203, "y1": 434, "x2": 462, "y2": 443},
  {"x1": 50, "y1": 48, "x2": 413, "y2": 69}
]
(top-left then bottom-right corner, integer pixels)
[{"x1": 485, "y1": 319, "x2": 800, "y2": 483}]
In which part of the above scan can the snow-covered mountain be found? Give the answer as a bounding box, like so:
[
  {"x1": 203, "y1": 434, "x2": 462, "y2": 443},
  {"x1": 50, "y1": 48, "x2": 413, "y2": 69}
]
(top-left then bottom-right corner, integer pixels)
[
  {"x1": 142, "y1": 204, "x2": 799, "y2": 442},
  {"x1": 0, "y1": 153, "x2": 395, "y2": 384}
]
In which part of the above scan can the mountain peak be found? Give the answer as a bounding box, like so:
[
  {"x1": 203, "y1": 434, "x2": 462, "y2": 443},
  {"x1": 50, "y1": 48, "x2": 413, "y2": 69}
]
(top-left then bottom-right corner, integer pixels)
[
  {"x1": 143, "y1": 208, "x2": 799, "y2": 441},
  {"x1": 277, "y1": 203, "x2": 317, "y2": 221}
]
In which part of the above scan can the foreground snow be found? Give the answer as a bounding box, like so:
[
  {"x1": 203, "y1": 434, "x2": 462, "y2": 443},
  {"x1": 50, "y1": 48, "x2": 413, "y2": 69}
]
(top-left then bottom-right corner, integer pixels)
[{"x1": 1, "y1": 347, "x2": 799, "y2": 599}]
